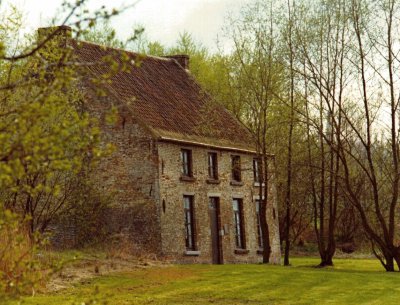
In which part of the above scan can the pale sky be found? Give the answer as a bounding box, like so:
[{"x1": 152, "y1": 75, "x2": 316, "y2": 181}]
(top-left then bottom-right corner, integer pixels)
[{"x1": 2, "y1": 0, "x2": 251, "y2": 52}]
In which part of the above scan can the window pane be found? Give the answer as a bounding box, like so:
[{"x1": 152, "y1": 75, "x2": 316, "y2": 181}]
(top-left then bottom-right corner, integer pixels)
[
  {"x1": 181, "y1": 149, "x2": 192, "y2": 176},
  {"x1": 208, "y1": 154, "x2": 212, "y2": 177},
  {"x1": 184, "y1": 196, "x2": 195, "y2": 250},
  {"x1": 255, "y1": 200, "x2": 263, "y2": 247},
  {"x1": 181, "y1": 150, "x2": 186, "y2": 174},
  {"x1": 184, "y1": 196, "x2": 190, "y2": 209},
  {"x1": 233, "y1": 199, "x2": 245, "y2": 249},
  {"x1": 254, "y1": 159, "x2": 260, "y2": 182},
  {"x1": 233, "y1": 199, "x2": 239, "y2": 211},
  {"x1": 208, "y1": 153, "x2": 217, "y2": 179},
  {"x1": 232, "y1": 156, "x2": 241, "y2": 181},
  {"x1": 186, "y1": 209, "x2": 193, "y2": 248},
  {"x1": 209, "y1": 197, "x2": 217, "y2": 209},
  {"x1": 235, "y1": 212, "x2": 242, "y2": 248}
]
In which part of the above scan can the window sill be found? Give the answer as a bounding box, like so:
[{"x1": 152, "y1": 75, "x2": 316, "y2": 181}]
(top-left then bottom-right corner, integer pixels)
[
  {"x1": 257, "y1": 249, "x2": 264, "y2": 255},
  {"x1": 206, "y1": 178, "x2": 220, "y2": 185},
  {"x1": 184, "y1": 250, "x2": 200, "y2": 256},
  {"x1": 230, "y1": 181, "x2": 244, "y2": 186},
  {"x1": 234, "y1": 249, "x2": 249, "y2": 255},
  {"x1": 180, "y1": 176, "x2": 196, "y2": 182},
  {"x1": 253, "y1": 182, "x2": 265, "y2": 187}
]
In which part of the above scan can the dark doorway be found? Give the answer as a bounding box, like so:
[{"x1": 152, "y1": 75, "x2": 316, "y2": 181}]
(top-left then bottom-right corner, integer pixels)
[{"x1": 209, "y1": 197, "x2": 223, "y2": 264}]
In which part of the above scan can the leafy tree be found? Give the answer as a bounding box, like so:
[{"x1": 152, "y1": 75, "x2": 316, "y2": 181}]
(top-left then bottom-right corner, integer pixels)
[
  {"x1": 0, "y1": 28, "x2": 101, "y2": 237},
  {"x1": 0, "y1": 1, "x2": 133, "y2": 298},
  {"x1": 80, "y1": 21, "x2": 125, "y2": 48}
]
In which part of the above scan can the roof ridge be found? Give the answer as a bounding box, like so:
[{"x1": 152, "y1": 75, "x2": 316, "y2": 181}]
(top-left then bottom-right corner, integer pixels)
[{"x1": 71, "y1": 38, "x2": 172, "y2": 62}]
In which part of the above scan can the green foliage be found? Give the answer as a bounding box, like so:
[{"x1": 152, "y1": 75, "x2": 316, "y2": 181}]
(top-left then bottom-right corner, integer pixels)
[
  {"x1": 0, "y1": 208, "x2": 48, "y2": 302},
  {"x1": 145, "y1": 41, "x2": 166, "y2": 56},
  {"x1": 0, "y1": 3, "x2": 124, "y2": 240},
  {"x1": 56, "y1": 176, "x2": 112, "y2": 248},
  {"x1": 80, "y1": 20, "x2": 146, "y2": 52},
  {"x1": 0, "y1": 2, "x2": 128, "y2": 299},
  {"x1": 80, "y1": 21, "x2": 125, "y2": 49},
  {"x1": 0, "y1": 45, "x2": 102, "y2": 235}
]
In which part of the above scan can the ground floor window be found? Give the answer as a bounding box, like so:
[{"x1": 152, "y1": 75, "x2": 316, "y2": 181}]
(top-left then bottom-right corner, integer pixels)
[
  {"x1": 255, "y1": 200, "x2": 263, "y2": 248},
  {"x1": 233, "y1": 198, "x2": 246, "y2": 249},
  {"x1": 184, "y1": 195, "x2": 196, "y2": 250}
]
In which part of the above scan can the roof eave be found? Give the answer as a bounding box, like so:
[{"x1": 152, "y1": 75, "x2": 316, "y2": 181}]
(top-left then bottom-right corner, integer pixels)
[{"x1": 158, "y1": 136, "x2": 266, "y2": 155}]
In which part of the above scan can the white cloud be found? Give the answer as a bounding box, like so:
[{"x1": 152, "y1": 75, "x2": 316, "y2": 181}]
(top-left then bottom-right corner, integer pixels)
[{"x1": 1, "y1": 0, "x2": 250, "y2": 52}]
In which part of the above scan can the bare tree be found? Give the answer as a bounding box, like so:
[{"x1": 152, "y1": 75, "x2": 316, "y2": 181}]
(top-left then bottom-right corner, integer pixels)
[
  {"x1": 335, "y1": 0, "x2": 400, "y2": 271},
  {"x1": 295, "y1": 0, "x2": 349, "y2": 266},
  {"x1": 282, "y1": 0, "x2": 296, "y2": 266},
  {"x1": 224, "y1": 1, "x2": 285, "y2": 263}
]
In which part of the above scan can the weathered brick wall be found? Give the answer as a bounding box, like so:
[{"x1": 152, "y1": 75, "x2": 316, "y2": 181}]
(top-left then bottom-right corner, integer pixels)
[
  {"x1": 84, "y1": 92, "x2": 162, "y2": 254},
  {"x1": 157, "y1": 141, "x2": 281, "y2": 264}
]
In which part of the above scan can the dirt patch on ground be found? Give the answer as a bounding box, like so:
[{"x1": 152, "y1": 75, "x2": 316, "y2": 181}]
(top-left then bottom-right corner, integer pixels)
[{"x1": 47, "y1": 256, "x2": 170, "y2": 292}]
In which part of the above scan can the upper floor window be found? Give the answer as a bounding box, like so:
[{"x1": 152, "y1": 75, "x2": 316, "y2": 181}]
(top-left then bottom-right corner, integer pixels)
[
  {"x1": 231, "y1": 155, "x2": 242, "y2": 182},
  {"x1": 253, "y1": 158, "x2": 261, "y2": 183},
  {"x1": 233, "y1": 198, "x2": 246, "y2": 249},
  {"x1": 184, "y1": 195, "x2": 196, "y2": 250},
  {"x1": 181, "y1": 149, "x2": 193, "y2": 177},
  {"x1": 208, "y1": 152, "x2": 218, "y2": 180}
]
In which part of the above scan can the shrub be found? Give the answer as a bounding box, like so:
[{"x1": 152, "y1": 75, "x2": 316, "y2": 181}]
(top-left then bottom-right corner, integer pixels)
[
  {"x1": 54, "y1": 177, "x2": 111, "y2": 248},
  {"x1": 0, "y1": 208, "x2": 47, "y2": 301}
]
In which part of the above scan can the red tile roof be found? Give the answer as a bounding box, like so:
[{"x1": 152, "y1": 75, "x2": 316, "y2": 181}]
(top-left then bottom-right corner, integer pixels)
[{"x1": 72, "y1": 40, "x2": 255, "y2": 152}]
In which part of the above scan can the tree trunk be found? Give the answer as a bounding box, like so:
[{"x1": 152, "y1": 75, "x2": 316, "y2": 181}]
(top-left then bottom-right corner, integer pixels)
[
  {"x1": 318, "y1": 253, "x2": 334, "y2": 267},
  {"x1": 393, "y1": 252, "x2": 400, "y2": 271},
  {"x1": 384, "y1": 255, "x2": 395, "y2": 272},
  {"x1": 284, "y1": 0, "x2": 295, "y2": 267},
  {"x1": 260, "y1": 153, "x2": 271, "y2": 263}
]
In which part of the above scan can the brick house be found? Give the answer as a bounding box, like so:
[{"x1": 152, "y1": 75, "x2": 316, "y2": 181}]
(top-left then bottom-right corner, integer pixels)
[{"x1": 43, "y1": 26, "x2": 281, "y2": 264}]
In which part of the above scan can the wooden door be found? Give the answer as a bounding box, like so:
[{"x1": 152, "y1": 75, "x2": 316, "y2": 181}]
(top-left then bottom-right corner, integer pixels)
[{"x1": 209, "y1": 197, "x2": 223, "y2": 264}]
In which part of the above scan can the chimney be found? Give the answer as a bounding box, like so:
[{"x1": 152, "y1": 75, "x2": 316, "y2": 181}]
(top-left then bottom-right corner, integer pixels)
[
  {"x1": 36, "y1": 26, "x2": 73, "y2": 78},
  {"x1": 164, "y1": 55, "x2": 189, "y2": 70},
  {"x1": 37, "y1": 25, "x2": 72, "y2": 48}
]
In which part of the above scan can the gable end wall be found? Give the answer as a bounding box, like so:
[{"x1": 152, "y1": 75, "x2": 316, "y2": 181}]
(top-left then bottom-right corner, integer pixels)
[{"x1": 86, "y1": 93, "x2": 162, "y2": 254}]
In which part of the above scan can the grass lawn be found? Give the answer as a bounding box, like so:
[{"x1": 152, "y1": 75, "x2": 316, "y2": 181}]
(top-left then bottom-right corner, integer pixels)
[{"x1": 17, "y1": 257, "x2": 400, "y2": 305}]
